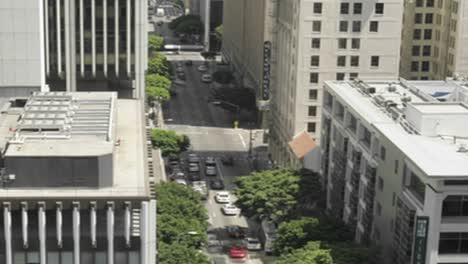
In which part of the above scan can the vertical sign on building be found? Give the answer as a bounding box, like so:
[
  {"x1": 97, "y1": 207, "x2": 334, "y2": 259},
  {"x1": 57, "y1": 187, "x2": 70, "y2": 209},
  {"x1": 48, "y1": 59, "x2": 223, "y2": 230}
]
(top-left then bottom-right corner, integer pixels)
[
  {"x1": 262, "y1": 41, "x2": 272, "y2": 101},
  {"x1": 412, "y1": 216, "x2": 429, "y2": 264}
]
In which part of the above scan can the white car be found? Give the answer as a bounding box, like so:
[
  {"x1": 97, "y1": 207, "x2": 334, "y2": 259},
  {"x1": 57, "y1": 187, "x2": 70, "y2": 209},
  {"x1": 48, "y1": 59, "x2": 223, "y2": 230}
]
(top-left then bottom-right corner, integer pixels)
[
  {"x1": 197, "y1": 64, "x2": 208, "y2": 72},
  {"x1": 176, "y1": 67, "x2": 184, "y2": 73},
  {"x1": 188, "y1": 153, "x2": 200, "y2": 163},
  {"x1": 222, "y1": 204, "x2": 240, "y2": 216},
  {"x1": 215, "y1": 191, "x2": 230, "y2": 203},
  {"x1": 175, "y1": 179, "x2": 188, "y2": 186},
  {"x1": 189, "y1": 163, "x2": 200, "y2": 173},
  {"x1": 201, "y1": 74, "x2": 212, "y2": 83},
  {"x1": 205, "y1": 165, "x2": 217, "y2": 176},
  {"x1": 205, "y1": 156, "x2": 216, "y2": 166},
  {"x1": 245, "y1": 237, "x2": 262, "y2": 251}
]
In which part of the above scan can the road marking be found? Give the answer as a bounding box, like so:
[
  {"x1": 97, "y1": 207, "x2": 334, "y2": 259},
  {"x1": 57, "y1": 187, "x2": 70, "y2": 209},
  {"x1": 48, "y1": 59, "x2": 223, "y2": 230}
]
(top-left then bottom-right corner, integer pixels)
[
  {"x1": 238, "y1": 133, "x2": 247, "y2": 148},
  {"x1": 212, "y1": 212, "x2": 217, "y2": 218},
  {"x1": 208, "y1": 199, "x2": 213, "y2": 205}
]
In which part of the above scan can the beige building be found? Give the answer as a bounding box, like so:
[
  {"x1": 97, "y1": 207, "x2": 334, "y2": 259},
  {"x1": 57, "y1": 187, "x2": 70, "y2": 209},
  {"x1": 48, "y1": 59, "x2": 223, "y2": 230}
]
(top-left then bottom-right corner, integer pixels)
[
  {"x1": 400, "y1": 0, "x2": 468, "y2": 80},
  {"x1": 269, "y1": 0, "x2": 404, "y2": 167}
]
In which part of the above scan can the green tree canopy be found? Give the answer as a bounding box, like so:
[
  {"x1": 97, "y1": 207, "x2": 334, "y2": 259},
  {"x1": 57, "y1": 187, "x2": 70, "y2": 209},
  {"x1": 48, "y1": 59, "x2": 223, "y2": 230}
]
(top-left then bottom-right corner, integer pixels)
[
  {"x1": 146, "y1": 74, "x2": 172, "y2": 90},
  {"x1": 215, "y1": 25, "x2": 223, "y2": 38},
  {"x1": 233, "y1": 169, "x2": 300, "y2": 221},
  {"x1": 158, "y1": 242, "x2": 211, "y2": 264},
  {"x1": 150, "y1": 129, "x2": 191, "y2": 156},
  {"x1": 169, "y1": 14, "x2": 201, "y2": 30},
  {"x1": 175, "y1": 18, "x2": 203, "y2": 34},
  {"x1": 275, "y1": 241, "x2": 333, "y2": 264},
  {"x1": 146, "y1": 85, "x2": 170, "y2": 103},
  {"x1": 325, "y1": 242, "x2": 382, "y2": 264},
  {"x1": 148, "y1": 35, "x2": 165, "y2": 54},
  {"x1": 148, "y1": 53, "x2": 171, "y2": 78}
]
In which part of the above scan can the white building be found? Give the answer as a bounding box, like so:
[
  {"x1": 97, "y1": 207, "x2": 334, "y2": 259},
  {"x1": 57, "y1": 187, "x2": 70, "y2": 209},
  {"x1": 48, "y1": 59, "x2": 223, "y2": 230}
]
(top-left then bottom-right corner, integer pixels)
[
  {"x1": 269, "y1": 0, "x2": 404, "y2": 168},
  {"x1": 322, "y1": 78, "x2": 468, "y2": 264},
  {"x1": 0, "y1": 0, "x2": 148, "y2": 98}
]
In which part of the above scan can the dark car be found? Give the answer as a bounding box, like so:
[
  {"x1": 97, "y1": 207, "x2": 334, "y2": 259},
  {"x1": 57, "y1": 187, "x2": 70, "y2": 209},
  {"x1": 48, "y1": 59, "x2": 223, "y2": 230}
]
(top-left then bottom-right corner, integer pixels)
[
  {"x1": 210, "y1": 179, "x2": 224, "y2": 190},
  {"x1": 221, "y1": 156, "x2": 234, "y2": 166},
  {"x1": 226, "y1": 225, "x2": 247, "y2": 239},
  {"x1": 189, "y1": 173, "x2": 201, "y2": 181},
  {"x1": 185, "y1": 60, "x2": 193, "y2": 66}
]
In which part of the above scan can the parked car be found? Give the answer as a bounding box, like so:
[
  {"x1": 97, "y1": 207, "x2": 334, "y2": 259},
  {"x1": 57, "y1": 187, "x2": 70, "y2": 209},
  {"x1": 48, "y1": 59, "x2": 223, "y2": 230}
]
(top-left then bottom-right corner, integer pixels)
[
  {"x1": 178, "y1": 72, "x2": 186, "y2": 80},
  {"x1": 229, "y1": 246, "x2": 247, "y2": 260},
  {"x1": 189, "y1": 163, "x2": 200, "y2": 173},
  {"x1": 197, "y1": 64, "x2": 208, "y2": 72},
  {"x1": 176, "y1": 67, "x2": 184, "y2": 73},
  {"x1": 205, "y1": 156, "x2": 216, "y2": 166},
  {"x1": 215, "y1": 191, "x2": 230, "y2": 203},
  {"x1": 226, "y1": 225, "x2": 247, "y2": 239},
  {"x1": 245, "y1": 237, "x2": 262, "y2": 251},
  {"x1": 201, "y1": 74, "x2": 212, "y2": 83},
  {"x1": 192, "y1": 181, "x2": 208, "y2": 200},
  {"x1": 210, "y1": 179, "x2": 224, "y2": 190},
  {"x1": 185, "y1": 60, "x2": 193, "y2": 66},
  {"x1": 188, "y1": 153, "x2": 200, "y2": 163},
  {"x1": 175, "y1": 179, "x2": 188, "y2": 186},
  {"x1": 206, "y1": 165, "x2": 217, "y2": 176},
  {"x1": 222, "y1": 204, "x2": 240, "y2": 216},
  {"x1": 188, "y1": 173, "x2": 201, "y2": 181},
  {"x1": 221, "y1": 155, "x2": 234, "y2": 166}
]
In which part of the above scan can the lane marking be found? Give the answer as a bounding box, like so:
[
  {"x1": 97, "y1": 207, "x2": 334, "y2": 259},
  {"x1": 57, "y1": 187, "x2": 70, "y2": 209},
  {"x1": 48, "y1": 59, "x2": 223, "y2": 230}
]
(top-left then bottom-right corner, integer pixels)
[
  {"x1": 238, "y1": 133, "x2": 247, "y2": 148},
  {"x1": 212, "y1": 212, "x2": 217, "y2": 218}
]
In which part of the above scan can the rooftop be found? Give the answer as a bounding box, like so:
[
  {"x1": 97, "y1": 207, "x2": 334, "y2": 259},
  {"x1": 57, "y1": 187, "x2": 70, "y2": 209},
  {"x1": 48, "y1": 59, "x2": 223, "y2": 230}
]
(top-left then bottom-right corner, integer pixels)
[
  {"x1": 325, "y1": 79, "x2": 468, "y2": 178},
  {"x1": 0, "y1": 92, "x2": 149, "y2": 199}
]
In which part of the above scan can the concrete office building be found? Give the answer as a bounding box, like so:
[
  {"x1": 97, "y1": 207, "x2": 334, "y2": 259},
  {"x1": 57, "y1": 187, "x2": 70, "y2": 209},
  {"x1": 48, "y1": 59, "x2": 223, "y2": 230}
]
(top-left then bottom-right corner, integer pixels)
[
  {"x1": 190, "y1": 0, "x2": 223, "y2": 30},
  {"x1": 0, "y1": 0, "x2": 148, "y2": 99},
  {"x1": 0, "y1": 92, "x2": 156, "y2": 264},
  {"x1": 269, "y1": 0, "x2": 404, "y2": 168},
  {"x1": 400, "y1": 0, "x2": 468, "y2": 80},
  {"x1": 321, "y1": 78, "x2": 468, "y2": 263}
]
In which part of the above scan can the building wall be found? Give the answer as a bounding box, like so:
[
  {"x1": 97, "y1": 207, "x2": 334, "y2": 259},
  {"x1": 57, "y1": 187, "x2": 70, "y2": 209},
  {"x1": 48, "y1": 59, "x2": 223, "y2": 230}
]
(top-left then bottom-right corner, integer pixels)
[
  {"x1": 0, "y1": 0, "x2": 46, "y2": 94},
  {"x1": 400, "y1": 0, "x2": 468, "y2": 80},
  {"x1": 270, "y1": 0, "x2": 403, "y2": 167}
]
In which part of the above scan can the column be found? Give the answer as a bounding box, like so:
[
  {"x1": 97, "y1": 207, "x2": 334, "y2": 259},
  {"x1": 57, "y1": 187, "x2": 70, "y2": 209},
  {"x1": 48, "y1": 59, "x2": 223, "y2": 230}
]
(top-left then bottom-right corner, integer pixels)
[
  {"x1": 134, "y1": 0, "x2": 140, "y2": 98},
  {"x1": 90, "y1": 202, "x2": 97, "y2": 248},
  {"x1": 92, "y1": 0, "x2": 96, "y2": 76},
  {"x1": 4, "y1": 203, "x2": 12, "y2": 264},
  {"x1": 149, "y1": 200, "x2": 157, "y2": 264},
  {"x1": 124, "y1": 202, "x2": 131, "y2": 247},
  {"x1": 140, "y1": 201, "x2": 149, "y2": 264},
  {"x1": 126, "y1": 0, "x2": 131, "y2": 76},
  {"x1": 38, "y1": 203, "x2": 46, "y2": 264},
  {"x1": 103, "y1": 0, "x2": 108, "y2": 76},
  {"x1": 65, "y1": 0, "x2": 77, "y2": 92},
  {"x1": 44, "y1": 0, "x2": 50, "y2": 76},
  {"x1": 79, "y1": 0, "x2": 84, "y2": 76},
  {"x1": 107, "y1": 202, "x2": 115, "y2": 264},
  {"x1": 203, "y1": 0, "x2": 210, "y2": 51},
  {"x1": 56, "y1": 202, "x2": 63, "y2": 248},
  {"x1": 73, "y1": 202, "x2": 80, "y2": 264},
  {"x1": 56, "y1": 0, "x2": 62, "y2": 74},
  {"x1": 21, "y1": 202, "x2": 28, "y2": 248},
  {"x1": 114, "y1": 0, "x2": 119, "y2": 75}
]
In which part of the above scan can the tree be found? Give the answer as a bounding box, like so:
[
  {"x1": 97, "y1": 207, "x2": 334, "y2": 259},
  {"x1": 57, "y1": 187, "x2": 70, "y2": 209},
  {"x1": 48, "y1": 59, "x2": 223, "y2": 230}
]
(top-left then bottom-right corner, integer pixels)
[
  {"x1": 148, "y1": 53, "x2": 171, "y2": 78},
  {"x1": 175, "y1": 18, "x2": 203, "y2": 35},
  {"x1": 148, "y1": 35, "x2": 165, "y2": 54},
  {"x1": 325, "y1": 242, "x2": 382, "y2": 264},
  {"x1": 150, "y1": 129, "x2": 191, "y2": 156},
  {"x1": 158, "y1": 242, "x2": 211, "y2": 264},
  {"x1": 146, "y1": 74, "x2": 172, "y2": 91},
  {"x1": 296, "y1": 169, "x2": 325, "y2": 211},
  {"x1": 233, "y1": 169, "x2": 300, "y2": 221},
  {"x1": 215, "y1": 25, "x2": 223, "y2": 40},
  {"x1": 146, "y1": 85, "x2": 170, "y2": 104},
  {"x1": 169, "y1": 15, "x2": 201, "y2": 30},
  {"x1": 275, "y1": 241, "x2": 333, "y2": 264}
]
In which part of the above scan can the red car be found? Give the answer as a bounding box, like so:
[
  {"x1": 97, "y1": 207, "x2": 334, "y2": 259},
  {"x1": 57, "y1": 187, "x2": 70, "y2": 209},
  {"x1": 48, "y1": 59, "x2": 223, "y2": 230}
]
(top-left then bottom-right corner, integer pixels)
[{"x1": 229, "y1": 246, "x2": 247, "y2": 260}]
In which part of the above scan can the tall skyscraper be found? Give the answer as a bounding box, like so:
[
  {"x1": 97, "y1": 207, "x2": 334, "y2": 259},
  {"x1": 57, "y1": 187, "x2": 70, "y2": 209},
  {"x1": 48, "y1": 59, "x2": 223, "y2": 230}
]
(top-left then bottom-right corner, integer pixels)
[
  {"x1": 0, "y1": 0, "x2": 148, "y2": 98},
  {"x1": 400, "y1": 0, "x2": 468, "y2": 80}
]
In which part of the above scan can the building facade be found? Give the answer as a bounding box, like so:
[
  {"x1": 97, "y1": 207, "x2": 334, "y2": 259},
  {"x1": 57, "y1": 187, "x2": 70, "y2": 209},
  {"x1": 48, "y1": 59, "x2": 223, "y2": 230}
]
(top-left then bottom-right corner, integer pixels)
[
  {"x1": 0, "y1": 92, "x2": 156, "y2": 264},
  {"x1": 0, "y1": 0, "x2": 148, "y2": 99},
  {"x1": 400, "y1": 0, "x2": 468, "y2": 80},
  {"x1": 268, "y1": 0, "x2": 403, "y2": 167},
  {"x1": 322, "y1": 79, "x2": 468, "y2": 264}
]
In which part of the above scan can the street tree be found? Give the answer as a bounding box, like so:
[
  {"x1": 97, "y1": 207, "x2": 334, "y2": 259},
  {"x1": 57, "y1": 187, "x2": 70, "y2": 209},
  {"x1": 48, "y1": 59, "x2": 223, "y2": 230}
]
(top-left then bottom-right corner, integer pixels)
[
  {"x1": 169, "y1": 15, "x2": 202, "y2": 31},
  {"x1": 148, "y1": 53, "x2": 171, "y2": 78},
  {"x1": 146, "y1": 85, "x2": 170, "y2": 104},
  {"x1": 148, "y1": 35, "x2": 164, "y2": 54},
  {"x1": 324, "y1": 242, "x2": 383, "y2": 264},
  {"x1": 275, "y1": 241, "x2": 333, "y2": 264},
  {"x1": 158, "y1": 242, "x2": 211, "y2": 264},
  {"x1": 175, "y1": 19, "x2": 203, "y2": 35},
  {"x1": 215, "y1": 25, "x2": 223, "y2": 40},
  {"x1": 150, "y1": 129, "x2": 191, "y2": 156},
  {"x1": 233, "y1": 169, "x2": 300, "y2": 221},
  {"x1": 146, "y1": 74, "x2": 172, "y2": 91}
]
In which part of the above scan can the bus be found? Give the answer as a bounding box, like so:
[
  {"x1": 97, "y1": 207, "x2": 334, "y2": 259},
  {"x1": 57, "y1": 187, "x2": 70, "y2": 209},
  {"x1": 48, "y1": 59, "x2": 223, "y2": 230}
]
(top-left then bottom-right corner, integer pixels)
[{"x1": 163, "y1": 44, "x2": 204, "y2": 52}]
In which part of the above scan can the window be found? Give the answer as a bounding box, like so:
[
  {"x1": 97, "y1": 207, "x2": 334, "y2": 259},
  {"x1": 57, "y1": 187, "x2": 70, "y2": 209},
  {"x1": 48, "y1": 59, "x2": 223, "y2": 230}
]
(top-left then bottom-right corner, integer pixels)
[
  {"x1": 394, "y1": 160, "x2": 399, "y2": 174},
  {"x1": 425, "y1": 13, "x2": 433, "y2": 24},
  {"x1": 414, "y1": 13, "x2": 423, "y2": 24},
  {"x1": 375, "y1": 3, "x2": 384, "y2": 14},
  {"x1": 307, "y1": 122, "x2": 316, "y2": 133},
  {"x1": 422, "y1": 45, "x2": 431, "y2": 56},
  {"x1": 426, "y1": 0, "x2": 434, "y2": 7},
  {"x1": 338, "y1": 38, "x2": 347, "y2": 49},
  {"x1": 435, "y1": 30, "x2": 441, "y2": 41},
  {"x1": 339, "y1": 21, "x2": 348, "y2": 32},
  {"x1": 341, "y1": 3, "x2": 350, "y2": 14},
  {"x1": 337, "y1": 56, "x2": 346, "y2": 67},
  {"x1": 313, "y1": 3, "x2": 323, "y2": 14},
  {"x1": 376, "y1": 202, "x2": 382, "y2": 216},
  {"x1": 350, "y1": 56, "x2": 359, "y2": 66},
  {"x1": 350, "y1": 73, "x2": 359, "y2": 80},
  {"x1": 424, "y1": 29, "x2": 432, "y2": 40},
  {"x1": 413, "y1": 29, "x2": 421, "y2": 40},
  {"x1": 439, "y1": 233, "x2": 468, "y2": 254},
  {"x1": 378, "y1": 177, "x2": 384, "y2": 191},
  {"x1": 336, "y1": 73, "x2": 345, "y2": 80},
  {"x1": 308, "y1": 106, "x2": 317, "y2": 116},
  {"x1": 450, "y1": 19, "x2": 457, "y2": 32},
  {"x1": 420, "y1": 76, "x2": 429, "y2": 80},
  {"x1": 310, "y1": 73, "x2": 319, "y2": 83},
  {"x1": 371, "y1": 56, "x2": 380, "y2": 67},
  {"x1": 452, "y1": 1, "x2": 459, "y2": 14},
  {"x1": 416, "y1": 0, "x2": 423, "y2": 7},
  {"x1": 312, "y1": 21, "x2": 322, "y2": 32},
  {"x1": 309, "y1": 89, "x2": 318, "y2": 100},
  {"x1": 353, "y1": 3, "x2": 362, "y2": 14},
  {"x1": 351, "y1": 38, "x2": 360, "y2": 49},
  {"x1": 309, "y1": 56, "x2": 320, "y2": 67},
  {"x1": 442, "y1": 196, "x2": 468, "y2": 217},
  {"x1": 411, "y1": 61, "x2": 419, "y2": 72},
  {"x1": 352, "y1": 21, "x2": 362, "y2": 32},
  {"x1": 434, "y1": 46, "x2": 439, "y2": 57},
  {"x1": 436, "y1": 14, "x2": 442, "y2": 25},
  {"x1": 437, "y1": 0, "x2": 443, "y2": 8},
  {"x1": 312, "y1": 38, "x2": 321, "y2": 49},
  {"x1": 380, "y1": 146, "x2": 386, "y2": 160},
  {"x1": 369, "y1": 21, "x2": 379, "y2": 32},
  {"x1": 412, "y1": 45, "x2": 420, "y2": 56},
  {"x1": 421, "y1": 61, "x2": 430, "y2": 72}
]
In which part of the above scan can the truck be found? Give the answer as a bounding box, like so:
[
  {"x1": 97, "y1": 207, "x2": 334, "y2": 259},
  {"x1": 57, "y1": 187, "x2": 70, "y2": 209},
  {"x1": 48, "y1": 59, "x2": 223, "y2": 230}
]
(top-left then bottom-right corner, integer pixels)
[{"x1": 156, "y1": 8, "x2": 165, "y2": 17}]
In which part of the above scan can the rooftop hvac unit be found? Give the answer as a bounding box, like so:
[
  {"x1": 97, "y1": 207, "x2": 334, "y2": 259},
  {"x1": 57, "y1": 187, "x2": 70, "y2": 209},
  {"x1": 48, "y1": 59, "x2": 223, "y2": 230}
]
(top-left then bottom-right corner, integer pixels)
[
  {"x1": 374, "y1": 95, "x2": 386, "y2": 106},
  {"x1": 401, "y1": 96, "x2": 412, "y2": 104},
  {"x1": 387, "y1": 84, "x2": 397, "y2": 92},
  {"x1": 367, "y1": 87, "x2": 376, "y2": 94},
  {"x1": 388, "y1": 107, "x2": 400, "y2": 120},
  {"x1": 385, "y1": 100, "x2": 397, "y2": 108}
]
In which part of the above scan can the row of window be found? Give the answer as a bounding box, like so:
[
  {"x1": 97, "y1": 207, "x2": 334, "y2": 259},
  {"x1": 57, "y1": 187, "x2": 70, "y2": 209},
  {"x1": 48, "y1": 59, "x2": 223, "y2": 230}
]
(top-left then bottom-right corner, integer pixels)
[
  {"x1": 311, "y1": 55, "x2": 379, "y2": 68},
  {"x1": 312, "y1": 2, "x2": 385, "y2": 15},
  {"x1": 309, "y1": 72, "x2": 359, "y2": 84},
  {"x1": 313, "y1": 20, "x2": 380, "y2": 33},
  {"x1": 411, "y1": 61, "x2": 430, "y2": 72},
  {"x1": 311, "y1": 38, "x2": 360, "y2": 49}
]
